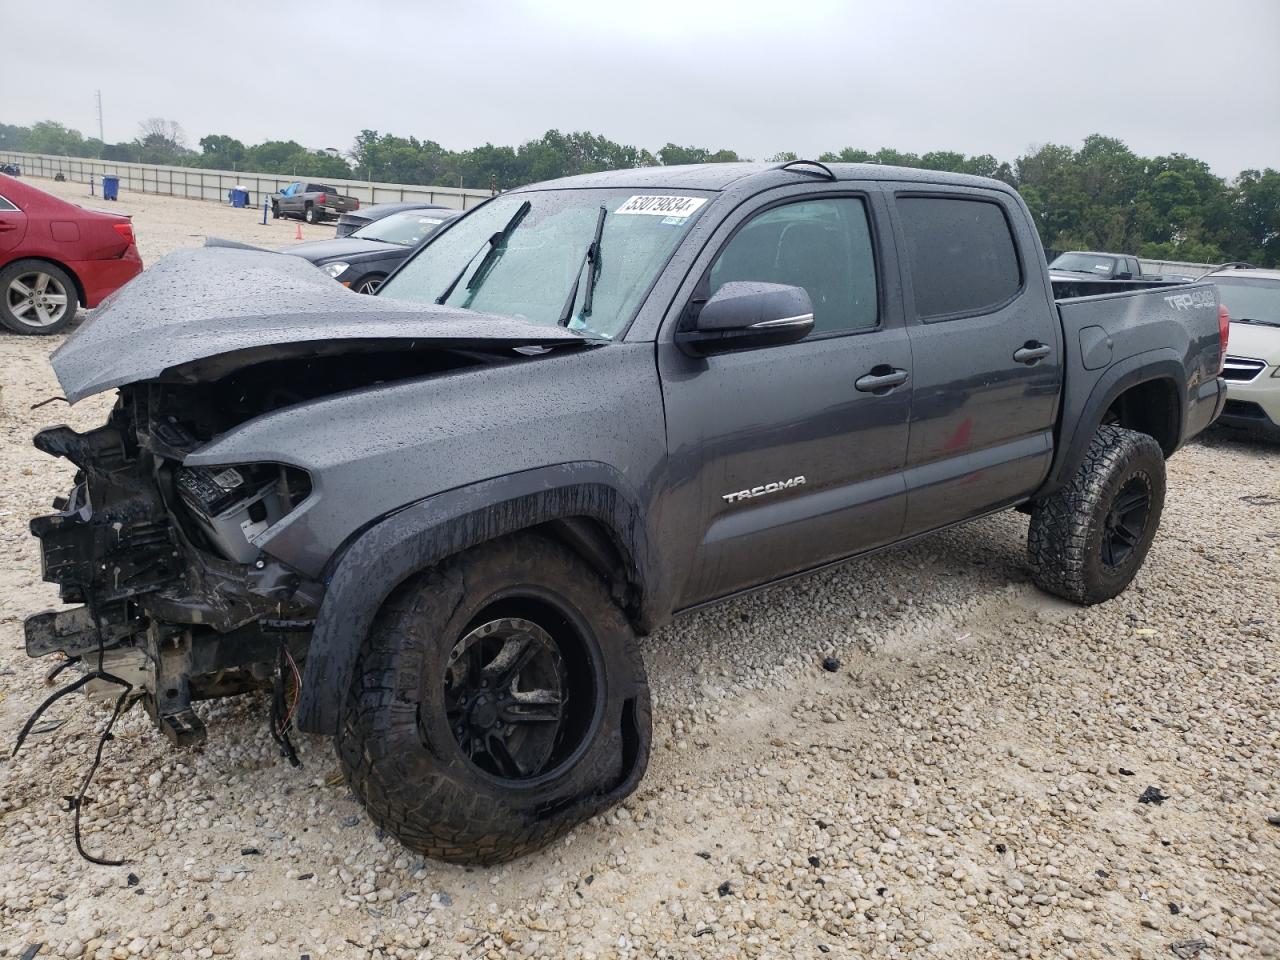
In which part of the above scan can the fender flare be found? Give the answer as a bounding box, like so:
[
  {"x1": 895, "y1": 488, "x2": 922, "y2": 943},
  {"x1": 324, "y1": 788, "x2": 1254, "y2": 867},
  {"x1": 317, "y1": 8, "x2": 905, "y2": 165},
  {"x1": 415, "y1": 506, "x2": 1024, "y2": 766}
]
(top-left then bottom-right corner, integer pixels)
[
  {"x1": 1040, "y1": 350, "x2": 1187, "y2": 497},
  {"x1": 295, "y1": 462, "x2": 655, "y2": 734}
]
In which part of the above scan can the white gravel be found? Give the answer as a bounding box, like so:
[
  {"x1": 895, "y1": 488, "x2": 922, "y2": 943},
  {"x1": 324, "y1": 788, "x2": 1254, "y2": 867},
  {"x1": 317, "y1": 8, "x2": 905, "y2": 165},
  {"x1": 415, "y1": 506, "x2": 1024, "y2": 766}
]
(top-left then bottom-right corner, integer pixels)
[{"x1": 1, "y1": 179, "x2": 1277, "y2": 959}]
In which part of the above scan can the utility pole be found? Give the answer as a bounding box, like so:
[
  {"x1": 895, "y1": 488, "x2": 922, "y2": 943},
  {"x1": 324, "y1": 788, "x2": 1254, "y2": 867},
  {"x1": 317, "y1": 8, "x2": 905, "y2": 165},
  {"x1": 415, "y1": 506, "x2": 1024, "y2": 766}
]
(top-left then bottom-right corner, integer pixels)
[{"x1": 96, "y1": 90, "x2": 104, "y2": 143}]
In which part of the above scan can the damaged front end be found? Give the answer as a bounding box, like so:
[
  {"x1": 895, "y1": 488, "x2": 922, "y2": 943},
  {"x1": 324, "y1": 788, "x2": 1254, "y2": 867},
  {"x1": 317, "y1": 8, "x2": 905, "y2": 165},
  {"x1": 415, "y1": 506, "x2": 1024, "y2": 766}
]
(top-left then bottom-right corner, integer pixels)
[
  {"x1": 26, "y1": 385, "x2": 318, "y2": 746},
  {"x1": 23, "y1": 244, "x2": 592, "y2": 751}
]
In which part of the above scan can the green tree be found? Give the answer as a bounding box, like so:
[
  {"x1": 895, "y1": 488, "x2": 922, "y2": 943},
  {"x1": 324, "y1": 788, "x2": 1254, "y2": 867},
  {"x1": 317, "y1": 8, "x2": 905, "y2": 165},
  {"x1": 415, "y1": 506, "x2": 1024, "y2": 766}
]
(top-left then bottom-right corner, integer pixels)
[
  {"x1": 198, "y1": 134, "x2": 248, "y2": 169},
  {"x1": 0, "y1": 122, "x2": 31, "y2": 152},
  {"x1": 4, "y1": 118, "x2": 1279, "y2": 265},
  {"x1": 1235, "y1": 168, "x2": 1280, "y2": 264},
  {"x1": 658, "y1": 144, "x2": 741, "y2": 165},
  {"x1": 25, "y1": 121, "x2": 87, "y2": 156}
]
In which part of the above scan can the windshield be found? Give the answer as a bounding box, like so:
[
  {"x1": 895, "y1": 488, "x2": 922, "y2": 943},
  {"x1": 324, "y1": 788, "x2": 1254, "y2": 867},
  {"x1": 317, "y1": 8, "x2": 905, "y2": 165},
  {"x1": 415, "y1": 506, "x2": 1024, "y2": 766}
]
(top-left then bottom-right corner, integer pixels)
[
  {"x1": 1050, "y1": 253, "x2": 1117, "y2": 275},
  {"x1": 352, "y1": 211, "x2": 450, "y2": 246},
  {"x1": 1212, "y1": 276, "x2": 1280, "y2": 323},
  {"x1": 379, "y1": 189, "x2": 712, "y2": 338}
]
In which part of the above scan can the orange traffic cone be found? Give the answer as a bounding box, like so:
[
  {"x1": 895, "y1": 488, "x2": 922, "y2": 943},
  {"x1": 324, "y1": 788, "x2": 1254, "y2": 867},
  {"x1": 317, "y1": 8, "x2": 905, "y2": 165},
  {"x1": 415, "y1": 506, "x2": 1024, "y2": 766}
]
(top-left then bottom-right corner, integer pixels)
[{"x1": 295, "y1": 222, "x2": 303, "y2": 241}]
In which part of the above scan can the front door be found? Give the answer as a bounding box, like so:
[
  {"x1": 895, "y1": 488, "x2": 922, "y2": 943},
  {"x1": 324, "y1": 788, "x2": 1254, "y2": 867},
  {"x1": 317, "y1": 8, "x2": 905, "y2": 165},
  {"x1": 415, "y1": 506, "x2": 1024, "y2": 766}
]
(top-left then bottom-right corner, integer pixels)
[{"x1": 659, "y1": 190, "x2": 913, "y2": 608}]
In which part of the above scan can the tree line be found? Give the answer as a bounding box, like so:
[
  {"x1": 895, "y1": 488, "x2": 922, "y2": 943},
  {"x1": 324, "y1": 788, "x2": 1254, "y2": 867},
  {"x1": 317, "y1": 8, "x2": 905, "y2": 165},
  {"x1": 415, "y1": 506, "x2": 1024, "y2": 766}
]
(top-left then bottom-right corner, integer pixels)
[{"x1": 2, "y1": 119, "x2": 1277, "y2": 266}]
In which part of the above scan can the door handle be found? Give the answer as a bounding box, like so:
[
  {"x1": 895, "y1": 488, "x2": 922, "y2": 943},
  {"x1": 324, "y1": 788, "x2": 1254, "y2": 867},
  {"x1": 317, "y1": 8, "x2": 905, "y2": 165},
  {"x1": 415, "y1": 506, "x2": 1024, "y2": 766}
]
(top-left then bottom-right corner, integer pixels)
[
  {"x1": 1013, "y1": 342, "x2": 1051, "y2": 364},
  {"x1": 855, "y1": 367, "x2": 909, "y2": 393},
  {"x1": 0, "y1": 221, "x2": 15, "y2": 233}
]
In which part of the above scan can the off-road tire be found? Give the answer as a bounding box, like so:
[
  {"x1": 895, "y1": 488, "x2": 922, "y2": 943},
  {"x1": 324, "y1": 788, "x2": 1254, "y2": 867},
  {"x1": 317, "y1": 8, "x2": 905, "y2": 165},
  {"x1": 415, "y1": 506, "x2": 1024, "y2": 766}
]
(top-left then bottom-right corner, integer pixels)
[
  {"x1": 304, "y1": 204, "x2": 320, "y2": 224},
  {"x1": 337, "y1": 533, "x2": 651, "y2": 864},
  {"x1": 1028, "y1": 425, "x2": 1166, "y2": 604},
  {"x1": 0, "y1": 259, "x2": 79, "y2": 335}
]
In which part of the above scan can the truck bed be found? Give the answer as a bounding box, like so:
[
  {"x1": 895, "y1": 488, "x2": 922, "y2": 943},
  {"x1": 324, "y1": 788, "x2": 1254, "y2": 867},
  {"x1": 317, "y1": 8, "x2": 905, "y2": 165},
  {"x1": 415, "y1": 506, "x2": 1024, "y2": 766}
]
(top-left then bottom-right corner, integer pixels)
[{"x1": 1047, "y1": 280, "x2": 1225, "y2": 493}]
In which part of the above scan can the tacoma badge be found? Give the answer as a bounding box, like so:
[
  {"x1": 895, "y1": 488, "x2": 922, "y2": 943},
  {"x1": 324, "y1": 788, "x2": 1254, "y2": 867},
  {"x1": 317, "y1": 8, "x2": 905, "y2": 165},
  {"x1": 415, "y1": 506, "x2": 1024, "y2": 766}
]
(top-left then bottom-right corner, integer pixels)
[{"x1": 722, "y1": 476, "x2": 807, "y2": 504}]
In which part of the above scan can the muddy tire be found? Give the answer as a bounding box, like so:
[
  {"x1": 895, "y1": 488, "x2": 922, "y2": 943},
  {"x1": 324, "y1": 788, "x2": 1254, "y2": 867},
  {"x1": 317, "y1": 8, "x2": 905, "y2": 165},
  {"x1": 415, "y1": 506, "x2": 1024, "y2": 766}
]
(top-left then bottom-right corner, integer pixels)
[
  {"x1": 1028, "y1": 425, "x2": 1166, "y2": 605},
  {"x1": 337, "y1": 533, "x2": 651, "y2": 864}
]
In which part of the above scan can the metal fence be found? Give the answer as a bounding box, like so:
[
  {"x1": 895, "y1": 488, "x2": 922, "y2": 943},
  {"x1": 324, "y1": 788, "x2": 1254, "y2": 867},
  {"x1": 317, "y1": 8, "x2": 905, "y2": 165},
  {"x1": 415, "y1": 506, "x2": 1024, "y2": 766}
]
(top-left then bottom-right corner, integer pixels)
[{"x1": 0, "y1": 151, "x2": 495, "y2": 211}]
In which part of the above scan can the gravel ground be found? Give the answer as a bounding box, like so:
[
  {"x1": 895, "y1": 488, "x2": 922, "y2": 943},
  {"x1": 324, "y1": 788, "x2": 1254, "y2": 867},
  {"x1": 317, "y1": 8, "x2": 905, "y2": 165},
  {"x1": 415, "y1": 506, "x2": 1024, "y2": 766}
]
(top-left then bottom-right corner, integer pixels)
[{"x1": 0, "y1": 179, "x2": 1277, "y2": 960}]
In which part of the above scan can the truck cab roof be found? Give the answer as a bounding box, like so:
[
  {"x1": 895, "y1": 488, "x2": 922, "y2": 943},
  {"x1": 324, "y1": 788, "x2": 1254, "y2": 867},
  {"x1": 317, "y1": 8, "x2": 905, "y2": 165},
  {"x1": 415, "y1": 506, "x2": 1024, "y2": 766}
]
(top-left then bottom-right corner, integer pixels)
[{"x1": 521, "y1": 161, "x2": 1019, "y2": 196}]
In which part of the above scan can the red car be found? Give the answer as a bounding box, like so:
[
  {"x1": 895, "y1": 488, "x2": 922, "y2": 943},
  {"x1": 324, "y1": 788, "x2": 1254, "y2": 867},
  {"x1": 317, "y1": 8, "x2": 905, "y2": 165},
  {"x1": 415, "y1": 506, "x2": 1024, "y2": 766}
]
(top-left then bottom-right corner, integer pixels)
[{"x1": 0, "y1": 174, "x2": 143, "y2": 335}]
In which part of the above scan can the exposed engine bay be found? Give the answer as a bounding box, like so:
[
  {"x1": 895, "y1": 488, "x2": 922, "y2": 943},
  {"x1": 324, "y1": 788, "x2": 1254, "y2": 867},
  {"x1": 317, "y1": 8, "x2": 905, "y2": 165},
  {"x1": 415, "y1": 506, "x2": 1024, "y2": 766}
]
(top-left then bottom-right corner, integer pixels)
[{"x1": 23, "y1": 346, "x2": 489, "y2": 747}]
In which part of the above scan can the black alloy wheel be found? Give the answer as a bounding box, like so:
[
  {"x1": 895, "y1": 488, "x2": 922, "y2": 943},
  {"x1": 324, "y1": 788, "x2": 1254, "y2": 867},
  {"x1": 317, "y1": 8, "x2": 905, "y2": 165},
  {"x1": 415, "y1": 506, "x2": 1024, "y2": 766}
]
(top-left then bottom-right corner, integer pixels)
[
  {"x1": 443, "y1": 615, "x2": 571, "y2": 781},
  {"x1": 1100, "y1": 476, "x2": 1152, "y2": 569}
]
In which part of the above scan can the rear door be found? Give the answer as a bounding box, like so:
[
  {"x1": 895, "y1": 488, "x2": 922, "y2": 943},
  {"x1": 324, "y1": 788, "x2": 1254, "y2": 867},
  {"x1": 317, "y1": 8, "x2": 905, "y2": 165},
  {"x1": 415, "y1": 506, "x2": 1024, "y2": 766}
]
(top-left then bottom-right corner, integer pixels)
[
  {"x1": 0, "y1": 189, "x2": 27, "y2": 254},
  {"x1": 658, "y1": 185, "x2": 913, "y2": 608},
  {"x1": 890, "y1": 189, "x2": 1062, "y2": 536}
]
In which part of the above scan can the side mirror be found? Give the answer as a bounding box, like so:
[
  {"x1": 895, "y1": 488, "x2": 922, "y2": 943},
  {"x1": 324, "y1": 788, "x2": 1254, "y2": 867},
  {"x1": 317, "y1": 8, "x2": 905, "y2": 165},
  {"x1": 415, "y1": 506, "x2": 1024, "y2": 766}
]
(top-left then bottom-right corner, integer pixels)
[
  {"x1": 677, "y1": 281, "x2": 814, "y2": 356},
  {"x1": 1114, "y1": 271, "x2": 1133, "y2": 280}
]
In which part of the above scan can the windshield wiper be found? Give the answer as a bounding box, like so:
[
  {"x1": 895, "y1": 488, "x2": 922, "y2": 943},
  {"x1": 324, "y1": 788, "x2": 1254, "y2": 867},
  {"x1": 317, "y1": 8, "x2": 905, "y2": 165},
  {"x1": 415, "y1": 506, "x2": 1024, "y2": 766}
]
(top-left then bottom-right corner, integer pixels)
[
  {"x1": 435, "y1": 200, "x2": 531, "y2": 305},
  {"x1": 1233, "y1": 317, "x2": 1280, "y2": 327},
  {"x1": 558, "y1": 206, "x2": 608, "y2": 327}
]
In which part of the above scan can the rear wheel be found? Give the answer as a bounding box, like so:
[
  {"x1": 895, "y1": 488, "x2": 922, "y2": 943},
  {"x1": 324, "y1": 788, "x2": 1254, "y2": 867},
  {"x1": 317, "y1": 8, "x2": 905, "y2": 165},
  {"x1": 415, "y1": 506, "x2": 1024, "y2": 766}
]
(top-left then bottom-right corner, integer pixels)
[
  {"x1": 1028, "y1": 425, "x2": 1166, "y2": 604},
  {"x1": 0, "y1": 260, "x2": 79, "y2": 335},
  {"x1": 338, "y1": 533, "x2": 651, "y2": 864},
  {"x1": 304, "y1": 204, "x2": 320, "y2": 224}
]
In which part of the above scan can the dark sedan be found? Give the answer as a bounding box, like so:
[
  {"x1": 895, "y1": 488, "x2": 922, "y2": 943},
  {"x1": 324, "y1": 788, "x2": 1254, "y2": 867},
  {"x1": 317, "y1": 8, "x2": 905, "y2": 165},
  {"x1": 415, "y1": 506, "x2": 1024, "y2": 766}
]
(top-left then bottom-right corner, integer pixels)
[
  {"x1": 282, "y1": 208, "x2": 460, "y2": 293},
  {"x1": 334, "y1": 200, "x2": 451, "y2": 238}
]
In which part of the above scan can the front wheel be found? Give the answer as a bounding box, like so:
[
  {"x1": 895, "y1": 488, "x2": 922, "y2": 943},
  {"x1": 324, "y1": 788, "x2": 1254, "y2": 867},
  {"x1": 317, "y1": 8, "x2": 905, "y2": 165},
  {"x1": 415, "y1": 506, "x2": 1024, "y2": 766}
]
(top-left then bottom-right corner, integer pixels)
[
  {"x1": 1028, "y1": 425, "x2": 1166, "y2": 604},
  {"x1": 352, "y1": 274, "x2": 385, "y2": 295},
  {"x1": 338, "y1": 533, "x2": 651, "y2": 864},
  {"x1": 270, "y1": 201, "x2": 280, "y2": 219}
]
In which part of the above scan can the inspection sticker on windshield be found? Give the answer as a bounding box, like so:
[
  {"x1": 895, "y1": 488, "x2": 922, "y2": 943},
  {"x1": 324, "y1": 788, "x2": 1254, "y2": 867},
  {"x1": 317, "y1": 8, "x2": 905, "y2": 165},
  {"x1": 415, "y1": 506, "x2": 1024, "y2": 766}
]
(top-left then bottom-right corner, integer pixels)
[{"x1": 615, "y1": 195, "x2": 707, "y2": 217}]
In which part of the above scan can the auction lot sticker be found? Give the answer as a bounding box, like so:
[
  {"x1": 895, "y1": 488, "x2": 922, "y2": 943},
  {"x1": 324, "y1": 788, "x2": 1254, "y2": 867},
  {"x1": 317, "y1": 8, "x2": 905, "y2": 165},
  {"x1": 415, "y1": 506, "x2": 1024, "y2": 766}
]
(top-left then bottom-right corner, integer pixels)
[{"x1": 615, "y1": 195, "x2": 707, "y2": 217}]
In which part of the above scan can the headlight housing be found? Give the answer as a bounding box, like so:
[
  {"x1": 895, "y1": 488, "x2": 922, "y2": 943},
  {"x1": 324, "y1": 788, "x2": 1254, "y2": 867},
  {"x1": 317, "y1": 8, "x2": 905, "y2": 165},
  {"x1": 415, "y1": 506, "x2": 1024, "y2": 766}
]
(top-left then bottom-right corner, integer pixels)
[
  {"x1": 175, "y1": 463, "x2": 312, "y2": 563},
  {"x1": 322, "y1": 261, "x2": 350, "y2": 280}
]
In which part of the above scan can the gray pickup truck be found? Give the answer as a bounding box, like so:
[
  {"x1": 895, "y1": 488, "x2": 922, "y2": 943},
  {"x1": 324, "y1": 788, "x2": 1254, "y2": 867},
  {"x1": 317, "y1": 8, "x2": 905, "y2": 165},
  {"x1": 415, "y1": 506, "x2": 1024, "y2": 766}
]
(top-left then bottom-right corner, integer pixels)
[
  {"x1": 269, "y1": 181, "x2": 359, "y2": 224},
  {"x1": 23, "y1": 161, "x2": 1226, "y2": 865}
]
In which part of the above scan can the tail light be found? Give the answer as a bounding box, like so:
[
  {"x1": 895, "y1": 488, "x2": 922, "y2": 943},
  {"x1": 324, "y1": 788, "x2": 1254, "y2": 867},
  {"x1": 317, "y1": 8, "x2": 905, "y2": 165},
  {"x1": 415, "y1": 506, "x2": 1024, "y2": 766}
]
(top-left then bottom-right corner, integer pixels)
[
  {"x1": 315, "y1": 193, "x2": 327, "y2": 204},
  {"x1": 1218, "y1": 304, "x2": 1230, "y2": 373},
  {"x1": 112, "y1": 221, "x2": 134, "y2": 245},
  {"x1": 354, "y1": 199, "x2": 360, "y2": 210}
]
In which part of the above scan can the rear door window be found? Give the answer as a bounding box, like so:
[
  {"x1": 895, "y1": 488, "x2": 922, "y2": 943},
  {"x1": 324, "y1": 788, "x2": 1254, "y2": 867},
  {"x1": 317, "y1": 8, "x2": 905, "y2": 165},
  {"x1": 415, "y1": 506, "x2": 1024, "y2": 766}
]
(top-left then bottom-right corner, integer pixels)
[
  {"x1": 0, "y1": 193, "x2": 17, "y2": 212},
  {"x1": 896, "y1": 196, "x2": 1021, "y2": 320}
]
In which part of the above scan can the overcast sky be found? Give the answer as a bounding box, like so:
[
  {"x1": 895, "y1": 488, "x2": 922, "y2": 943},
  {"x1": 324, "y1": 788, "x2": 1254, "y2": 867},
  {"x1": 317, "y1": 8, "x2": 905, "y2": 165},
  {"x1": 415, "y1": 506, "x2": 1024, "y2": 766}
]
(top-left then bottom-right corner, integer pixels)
[{"x1": 3, "y1": 0, "x2": 1277, "y2": 176}]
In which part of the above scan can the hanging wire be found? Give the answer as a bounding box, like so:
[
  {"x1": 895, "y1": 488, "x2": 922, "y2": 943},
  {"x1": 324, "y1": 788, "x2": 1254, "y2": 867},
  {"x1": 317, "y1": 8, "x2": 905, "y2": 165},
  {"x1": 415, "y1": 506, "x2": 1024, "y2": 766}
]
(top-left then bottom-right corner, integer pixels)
[{"x1": 11, "y1": 585, "x2": 136, "y2": 865}]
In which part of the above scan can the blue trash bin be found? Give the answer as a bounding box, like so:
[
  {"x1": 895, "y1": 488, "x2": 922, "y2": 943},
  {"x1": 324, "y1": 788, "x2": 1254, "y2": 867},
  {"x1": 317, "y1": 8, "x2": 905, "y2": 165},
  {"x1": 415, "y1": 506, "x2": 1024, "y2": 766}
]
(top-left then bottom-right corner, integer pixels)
[
  {"x1": 102, "y1": 175, "x2": 119, "y2": 201},
  {"x1": 230, "y1": 188, "x2": 249, "y2": 208}
]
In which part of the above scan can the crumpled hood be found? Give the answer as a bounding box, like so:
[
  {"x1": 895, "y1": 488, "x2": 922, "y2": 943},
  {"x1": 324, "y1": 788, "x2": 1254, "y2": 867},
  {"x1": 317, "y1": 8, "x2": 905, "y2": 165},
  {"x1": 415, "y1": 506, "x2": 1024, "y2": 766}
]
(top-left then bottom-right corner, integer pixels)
[{"x1": 51, "y1": 246, "x2": 587, "y2": 402}]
